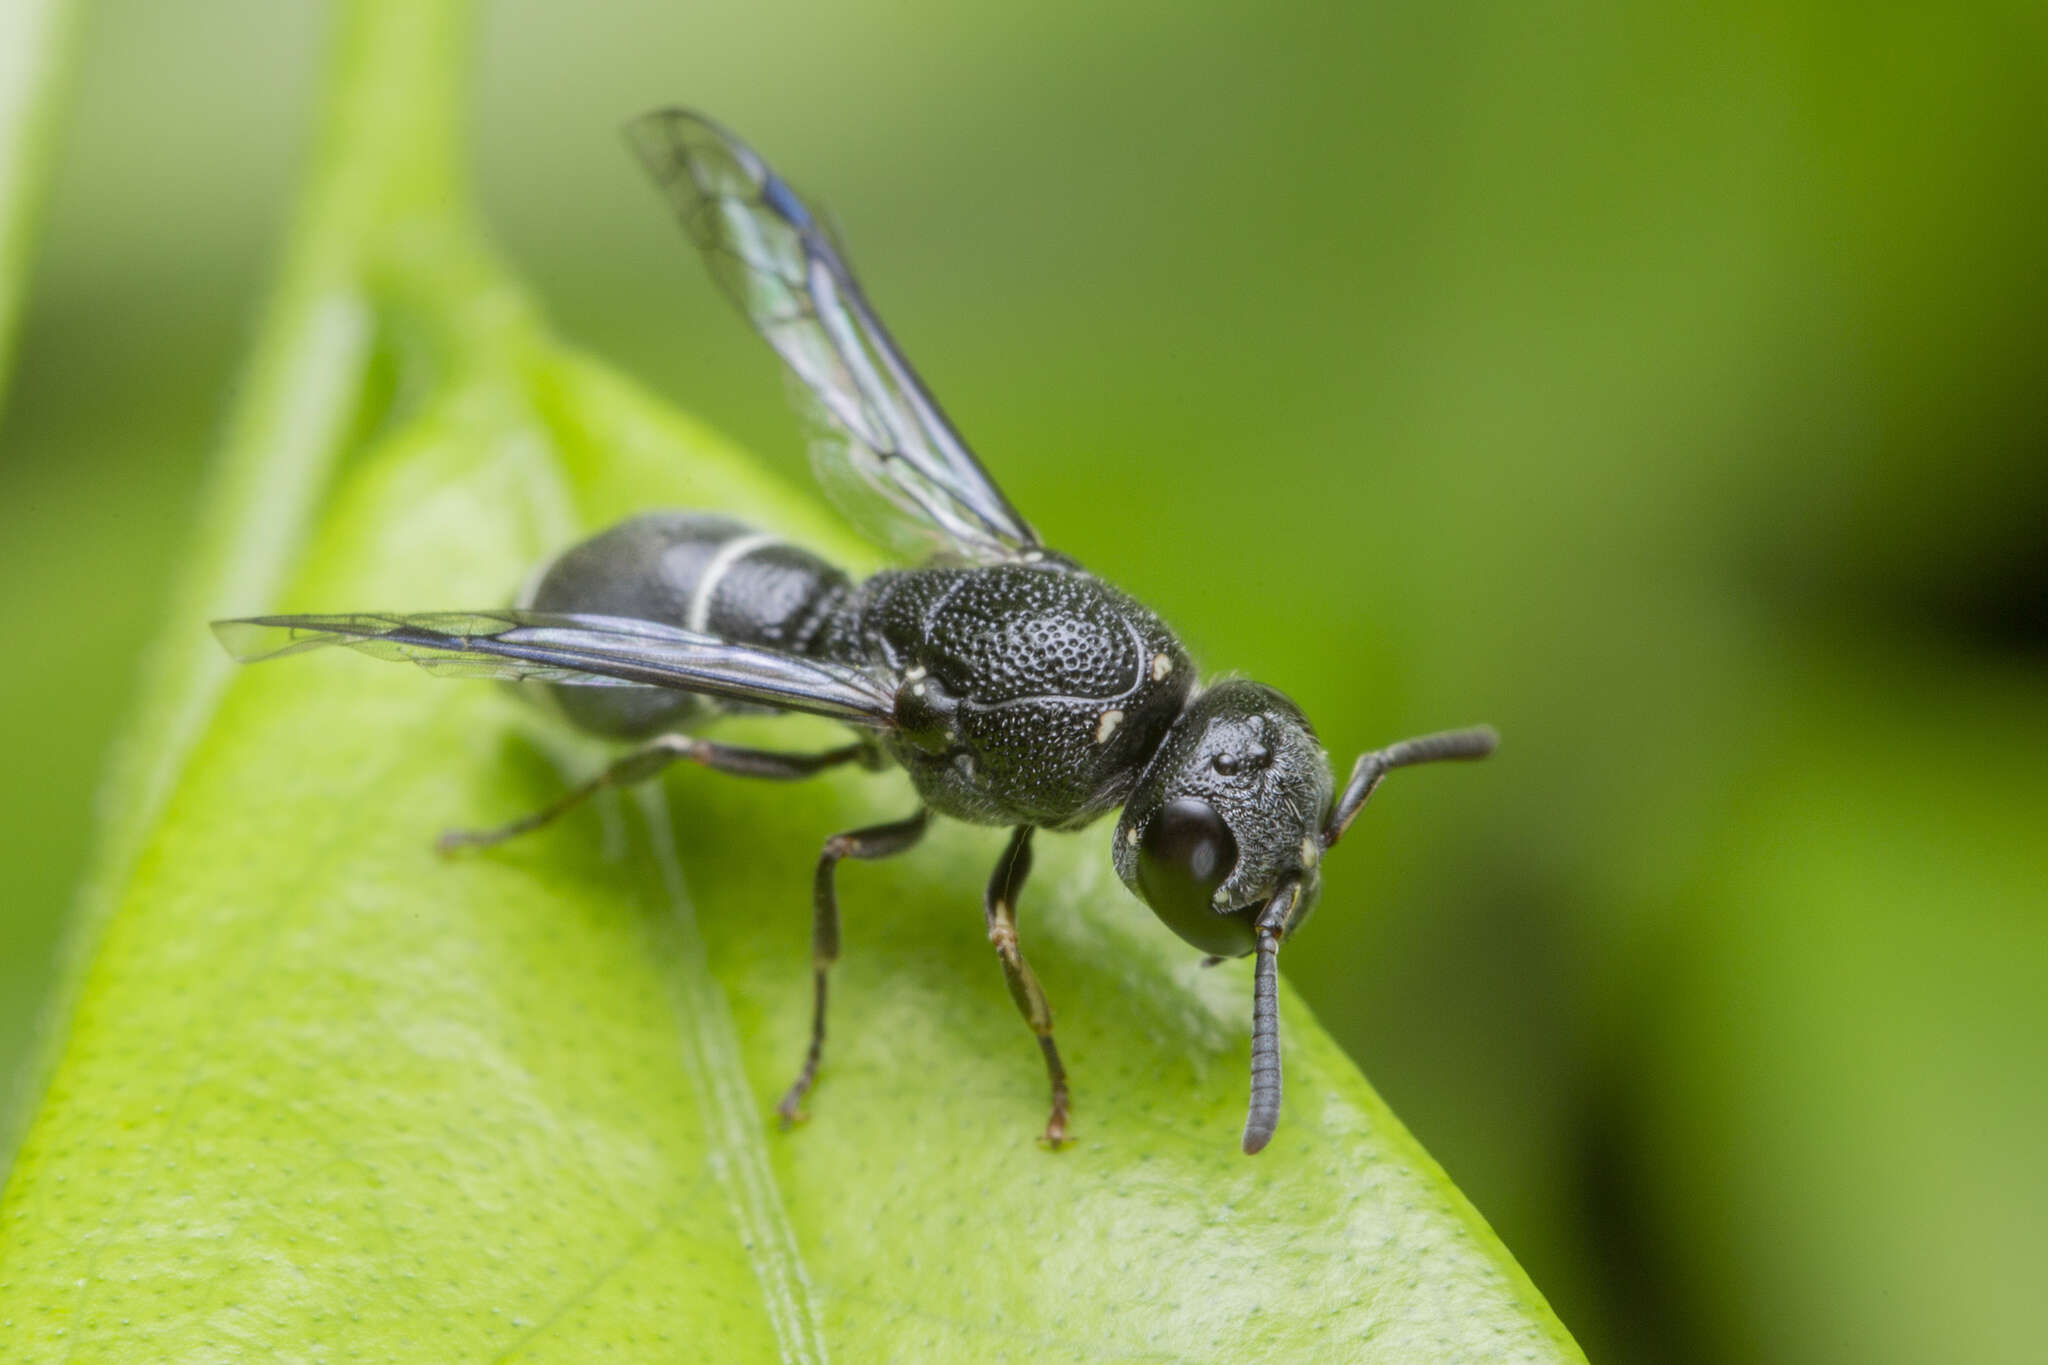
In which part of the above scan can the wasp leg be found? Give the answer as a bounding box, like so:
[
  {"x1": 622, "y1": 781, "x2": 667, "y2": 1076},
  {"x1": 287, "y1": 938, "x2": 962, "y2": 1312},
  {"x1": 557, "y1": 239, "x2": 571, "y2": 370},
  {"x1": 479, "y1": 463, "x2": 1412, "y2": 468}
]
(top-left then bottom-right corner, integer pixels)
[
  {"x1": 778, "y1": 807, "x2": 931, "y2": 1125},
  {"x1": 437, "y1": 736, "x2": 873, "y2": 854},
  {"x1": 984, "y1": 826, "x2": 1071, "y2": 1149}
]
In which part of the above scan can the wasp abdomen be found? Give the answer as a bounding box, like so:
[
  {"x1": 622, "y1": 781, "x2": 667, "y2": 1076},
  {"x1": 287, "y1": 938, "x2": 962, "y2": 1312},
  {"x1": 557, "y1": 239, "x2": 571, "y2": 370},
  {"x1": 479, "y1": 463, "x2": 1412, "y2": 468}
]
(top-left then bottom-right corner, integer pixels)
[{"x1": 522, "y1": 511, "x2": 852, "y2": 738}]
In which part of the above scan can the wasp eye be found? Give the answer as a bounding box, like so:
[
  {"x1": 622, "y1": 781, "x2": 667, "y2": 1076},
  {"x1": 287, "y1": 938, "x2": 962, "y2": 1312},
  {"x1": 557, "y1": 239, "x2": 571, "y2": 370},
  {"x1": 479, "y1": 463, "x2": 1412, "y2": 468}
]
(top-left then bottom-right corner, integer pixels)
[
  {"x1": 1136, "y1": 798, "x2": 1243, "y2": 954},
  {"x1": 1212, "y1": 742, "x2": 1274, "y2": 778}
]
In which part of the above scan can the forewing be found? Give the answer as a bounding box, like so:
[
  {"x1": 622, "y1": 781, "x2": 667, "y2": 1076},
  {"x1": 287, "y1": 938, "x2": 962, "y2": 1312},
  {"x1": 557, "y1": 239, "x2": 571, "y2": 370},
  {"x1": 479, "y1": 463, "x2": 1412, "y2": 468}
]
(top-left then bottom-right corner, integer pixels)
[
  {"x1": 626, "y1": 108, "x2": 1040, "y2": 562},
  {"x1": 213, "y1": 611, "x2": 900, "y2": 729}
]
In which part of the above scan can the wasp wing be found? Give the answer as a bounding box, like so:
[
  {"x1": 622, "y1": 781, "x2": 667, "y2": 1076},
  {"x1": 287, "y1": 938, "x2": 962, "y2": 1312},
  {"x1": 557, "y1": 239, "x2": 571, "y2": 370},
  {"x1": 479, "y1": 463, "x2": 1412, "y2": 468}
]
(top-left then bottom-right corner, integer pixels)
[
  {"x1": 626, "y1": 108, "x2": 1040, "y2": 563},
  {"x1": 213, "y1": 611, "x2": 900, "y2": 729}
]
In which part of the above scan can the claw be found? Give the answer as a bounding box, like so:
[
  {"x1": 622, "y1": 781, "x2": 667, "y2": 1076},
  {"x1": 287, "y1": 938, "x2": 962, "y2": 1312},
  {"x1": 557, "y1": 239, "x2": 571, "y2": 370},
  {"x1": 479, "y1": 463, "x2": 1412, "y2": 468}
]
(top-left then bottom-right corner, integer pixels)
[{"x1": 1038, "y1": 1097, "x2": 1072, "y2": 1150}]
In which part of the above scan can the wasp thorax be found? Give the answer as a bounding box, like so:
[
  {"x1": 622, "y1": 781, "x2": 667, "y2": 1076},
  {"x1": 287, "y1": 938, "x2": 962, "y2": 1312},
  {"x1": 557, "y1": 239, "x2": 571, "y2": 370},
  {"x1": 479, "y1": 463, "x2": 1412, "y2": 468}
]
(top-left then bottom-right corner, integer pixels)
[{"x1": 1113, "y1": 680, "x2": 1333, "y2": 956}]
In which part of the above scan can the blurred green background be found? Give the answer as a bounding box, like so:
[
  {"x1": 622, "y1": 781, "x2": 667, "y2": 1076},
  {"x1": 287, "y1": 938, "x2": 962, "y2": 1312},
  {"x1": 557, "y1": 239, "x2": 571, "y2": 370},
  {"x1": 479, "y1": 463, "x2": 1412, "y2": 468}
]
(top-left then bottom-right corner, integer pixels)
[{"x1": 3, "y1": 2, "x2": 2043, "y2": 1361}]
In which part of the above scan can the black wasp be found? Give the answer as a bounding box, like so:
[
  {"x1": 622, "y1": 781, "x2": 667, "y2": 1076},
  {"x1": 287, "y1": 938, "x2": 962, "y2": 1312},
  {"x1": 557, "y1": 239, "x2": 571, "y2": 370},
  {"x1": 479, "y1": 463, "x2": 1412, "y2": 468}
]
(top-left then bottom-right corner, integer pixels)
[{"x1": 214, "y1": 110, "x2": 1497, "y2": 1155}]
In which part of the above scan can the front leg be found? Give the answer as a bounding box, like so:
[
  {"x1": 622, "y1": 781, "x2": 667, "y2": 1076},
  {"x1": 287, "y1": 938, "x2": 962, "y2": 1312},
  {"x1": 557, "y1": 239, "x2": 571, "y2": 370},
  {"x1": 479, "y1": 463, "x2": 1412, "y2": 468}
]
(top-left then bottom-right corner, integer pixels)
[{"x1": 984, "y1": 826, "x2": 1072, "y2": 1149}]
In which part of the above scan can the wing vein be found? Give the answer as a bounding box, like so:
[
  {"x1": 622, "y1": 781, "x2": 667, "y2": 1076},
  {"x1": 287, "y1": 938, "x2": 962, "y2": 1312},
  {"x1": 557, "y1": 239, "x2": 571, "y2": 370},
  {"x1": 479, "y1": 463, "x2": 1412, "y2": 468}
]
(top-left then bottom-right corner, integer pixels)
[
  {"x1": 212, "y1": 611, "x2": 900, "y2": 730},
  {"x1": 625, "y1": 108, "x2": 1040, "y2": 562}
]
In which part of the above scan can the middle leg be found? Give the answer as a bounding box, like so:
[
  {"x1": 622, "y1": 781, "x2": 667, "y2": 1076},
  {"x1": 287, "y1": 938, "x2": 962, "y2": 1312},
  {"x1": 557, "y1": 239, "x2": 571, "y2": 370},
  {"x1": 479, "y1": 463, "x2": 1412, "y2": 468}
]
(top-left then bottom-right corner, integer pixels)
[
  {"x1": 777, "y1": 806, "x2": 931, "y2": 1124},
  {"x1": 984, "y1": 825, "x2": 1072, "y2": 1148}
]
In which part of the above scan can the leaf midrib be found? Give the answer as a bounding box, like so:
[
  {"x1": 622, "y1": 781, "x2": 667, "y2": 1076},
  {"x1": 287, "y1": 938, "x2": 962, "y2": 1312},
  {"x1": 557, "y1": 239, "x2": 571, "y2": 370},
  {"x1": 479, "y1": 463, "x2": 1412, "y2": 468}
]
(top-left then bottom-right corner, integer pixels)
[{"x1": 638, "y1": 783, "x2": 833, "y2": 1365}]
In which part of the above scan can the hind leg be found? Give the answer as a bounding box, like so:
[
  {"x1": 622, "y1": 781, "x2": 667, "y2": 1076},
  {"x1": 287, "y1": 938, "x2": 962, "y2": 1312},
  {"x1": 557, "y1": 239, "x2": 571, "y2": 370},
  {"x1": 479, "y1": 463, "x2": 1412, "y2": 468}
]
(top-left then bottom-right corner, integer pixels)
[{"x1": 437, "y1": 736, "x2": 873, "y2": 854}]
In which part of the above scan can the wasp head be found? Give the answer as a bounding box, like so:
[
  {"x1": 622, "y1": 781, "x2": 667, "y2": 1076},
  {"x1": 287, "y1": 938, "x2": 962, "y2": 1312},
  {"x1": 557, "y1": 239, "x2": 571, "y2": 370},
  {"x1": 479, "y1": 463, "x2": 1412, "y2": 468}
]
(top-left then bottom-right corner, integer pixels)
[{"x1": 1112, "y1": 680, "x2": 1333, "y2": 957}]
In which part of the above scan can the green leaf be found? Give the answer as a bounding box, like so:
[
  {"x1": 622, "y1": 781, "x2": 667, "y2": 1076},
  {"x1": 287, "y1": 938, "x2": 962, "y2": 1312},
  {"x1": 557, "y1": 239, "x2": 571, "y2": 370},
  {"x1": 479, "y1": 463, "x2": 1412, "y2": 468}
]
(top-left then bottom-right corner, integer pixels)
[
  {"x1": 0, "y1": 2, "x2": 1582, "y2": 1359},
  {"x1": 0, "y1": 0, "x2": 82, "y2": 401}
]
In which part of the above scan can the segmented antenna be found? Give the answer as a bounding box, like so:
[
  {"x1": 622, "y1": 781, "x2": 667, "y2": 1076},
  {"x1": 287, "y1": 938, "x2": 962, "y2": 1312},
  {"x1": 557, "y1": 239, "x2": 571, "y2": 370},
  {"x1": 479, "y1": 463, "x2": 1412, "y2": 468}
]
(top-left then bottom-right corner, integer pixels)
[
  {"x1": 1242, "y1": 928, "x2": 1284, "y2": 1154},
  {"x1": 1323, "y1": 724, "x2": 1499, "y2": 848}
]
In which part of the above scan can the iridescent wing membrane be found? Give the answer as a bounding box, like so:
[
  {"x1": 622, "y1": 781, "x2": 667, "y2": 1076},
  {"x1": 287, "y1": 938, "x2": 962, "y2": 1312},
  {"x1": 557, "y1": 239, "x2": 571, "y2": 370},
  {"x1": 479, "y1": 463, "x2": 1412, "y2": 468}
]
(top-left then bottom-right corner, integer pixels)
[
  {"x1": 626, "y1": 108, "x2": 1040, "y2": 563},
  {"x1": 212, "y1": 115, "x2": 1028, "y2": 722},
  {"x1": 213, "y1": 612, "x2": 900, "y2": 728}
]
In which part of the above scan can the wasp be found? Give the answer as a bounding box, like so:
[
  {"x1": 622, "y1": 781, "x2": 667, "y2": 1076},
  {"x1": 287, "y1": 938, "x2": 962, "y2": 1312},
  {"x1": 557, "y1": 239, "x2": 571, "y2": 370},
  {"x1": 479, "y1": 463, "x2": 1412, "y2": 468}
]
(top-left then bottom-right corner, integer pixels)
[{"x1": 215, "y1": 110, "x2": 1497, "y2": 1154}]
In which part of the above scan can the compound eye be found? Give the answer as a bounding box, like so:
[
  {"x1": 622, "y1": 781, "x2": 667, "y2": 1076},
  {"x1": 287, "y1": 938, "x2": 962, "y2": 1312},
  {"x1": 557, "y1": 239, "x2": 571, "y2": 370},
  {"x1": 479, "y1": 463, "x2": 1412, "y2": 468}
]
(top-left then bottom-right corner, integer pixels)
[{"x1": 1135, "y1": 798, "x2": 1246, "y2": 954}]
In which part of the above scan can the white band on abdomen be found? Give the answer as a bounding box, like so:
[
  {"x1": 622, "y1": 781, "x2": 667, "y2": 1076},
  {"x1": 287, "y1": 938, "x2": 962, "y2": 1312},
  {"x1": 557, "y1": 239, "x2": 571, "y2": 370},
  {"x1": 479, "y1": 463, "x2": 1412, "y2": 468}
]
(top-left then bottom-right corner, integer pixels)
[{"x1": 686, "y1": 531, "x2": 783, "y2": 634}]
